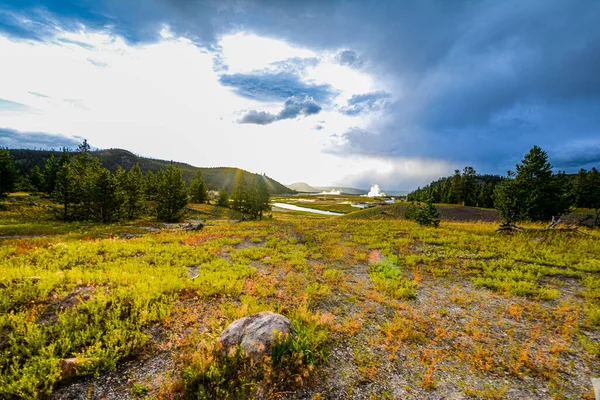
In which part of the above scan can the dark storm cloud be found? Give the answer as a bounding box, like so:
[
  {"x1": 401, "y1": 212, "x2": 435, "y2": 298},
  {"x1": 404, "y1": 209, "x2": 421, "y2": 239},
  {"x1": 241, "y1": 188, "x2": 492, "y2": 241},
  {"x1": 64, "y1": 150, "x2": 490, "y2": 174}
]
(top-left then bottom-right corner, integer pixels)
[
  {"x1": 3, "y1": 0, "x2": 600, "y2": 174},
  {"x1": 0, "y1": 127, "x2": 82, "y2": 149},
  {"x1": 238, "y1": 96, "x2": 321, "y2": 125},
  {"x1": 219, "y1": 71, "x2": 334, "y2": 103}
]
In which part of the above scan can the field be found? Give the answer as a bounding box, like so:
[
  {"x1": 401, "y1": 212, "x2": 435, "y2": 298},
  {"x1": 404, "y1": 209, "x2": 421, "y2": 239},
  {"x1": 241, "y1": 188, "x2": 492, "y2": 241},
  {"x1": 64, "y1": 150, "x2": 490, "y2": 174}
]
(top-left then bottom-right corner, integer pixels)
[{"x1": 1, "y1": 194, "x2": 599, "y2": 399}]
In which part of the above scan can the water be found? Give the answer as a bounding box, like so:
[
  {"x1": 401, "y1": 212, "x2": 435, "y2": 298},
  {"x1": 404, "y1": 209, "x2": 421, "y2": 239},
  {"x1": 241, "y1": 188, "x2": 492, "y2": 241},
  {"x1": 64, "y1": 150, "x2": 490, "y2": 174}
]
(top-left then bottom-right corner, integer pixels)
[{"x1": 272, "y1": 202, "x2": 343, "y2": 216}]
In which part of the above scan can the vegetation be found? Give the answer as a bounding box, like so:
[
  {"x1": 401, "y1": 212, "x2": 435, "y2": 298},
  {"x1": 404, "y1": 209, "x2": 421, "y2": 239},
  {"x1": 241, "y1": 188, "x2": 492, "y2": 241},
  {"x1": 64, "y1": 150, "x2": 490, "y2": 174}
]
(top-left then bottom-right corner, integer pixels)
[
  {"x1": 231, "y1": 173, "x2": 271, "y2": 219},
  {"x1": 189, "y1": 171, "x2": 209, "y2": 204},
  {"x1": 404, "y1": 199, "x2": 441, "y2": 227},
  {"x1": 155, "y1": 164, "x2": 189, "y2": 222},
  {"x1": 1, "y1": 191, "x2": 599, "y2": 399},
  {"x1": 0, "y1": 148, "x2": 19, "y2": 197},
  {"x1": 8, "y1": 148, "x2": 294, "y2": 195}
]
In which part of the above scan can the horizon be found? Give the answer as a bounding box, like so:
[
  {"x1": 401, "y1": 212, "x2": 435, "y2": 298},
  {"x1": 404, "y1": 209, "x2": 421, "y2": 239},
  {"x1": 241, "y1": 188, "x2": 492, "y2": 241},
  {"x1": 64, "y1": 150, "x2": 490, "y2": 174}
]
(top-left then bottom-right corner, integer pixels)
[{"x1": 1, "y1": 1, "x2": 600, "y2": 190}]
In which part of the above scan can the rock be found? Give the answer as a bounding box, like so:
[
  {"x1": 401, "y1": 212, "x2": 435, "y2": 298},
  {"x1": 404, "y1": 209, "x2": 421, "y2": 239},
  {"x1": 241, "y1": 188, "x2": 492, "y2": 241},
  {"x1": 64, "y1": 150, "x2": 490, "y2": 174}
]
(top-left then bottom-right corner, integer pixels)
[
  {"x1": 60, "y1": 358, "x2": 83, "y2": 379},
  {"x1": 593, "y1": 378, "x2": 600, "y2": 400},
  {"x1": 218, "y1": 312, "x2": 294, "y2": 360},
  {"x1": 58, "y1": 286, "x2": 94, "y2": 310},
  {"x1": 532, "y1": 237, "x2": 546, "y2": 243},
  {"x1": 182, "y1": 222, "x2": 204, "y2": 231}
]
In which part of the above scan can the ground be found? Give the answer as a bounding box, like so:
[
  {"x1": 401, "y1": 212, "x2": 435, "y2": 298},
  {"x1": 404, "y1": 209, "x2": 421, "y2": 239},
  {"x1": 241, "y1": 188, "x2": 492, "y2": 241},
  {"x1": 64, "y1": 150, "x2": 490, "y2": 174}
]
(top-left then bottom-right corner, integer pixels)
[{"x1": 1, "y1": 194, "x2": 599, "y2": 399}]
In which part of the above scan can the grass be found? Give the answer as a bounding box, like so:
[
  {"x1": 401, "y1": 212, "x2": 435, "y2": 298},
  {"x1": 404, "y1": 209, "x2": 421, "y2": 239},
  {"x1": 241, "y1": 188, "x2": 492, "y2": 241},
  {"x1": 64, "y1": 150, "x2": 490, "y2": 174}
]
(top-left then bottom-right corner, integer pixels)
[{"x1": 1, "y1": 195, "x2": 599, "y2": 399}]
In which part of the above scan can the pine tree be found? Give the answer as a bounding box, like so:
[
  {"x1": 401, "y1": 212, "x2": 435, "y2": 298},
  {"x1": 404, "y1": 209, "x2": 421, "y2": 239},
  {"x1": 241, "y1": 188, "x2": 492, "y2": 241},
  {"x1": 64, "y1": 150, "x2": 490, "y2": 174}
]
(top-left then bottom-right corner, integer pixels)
[
  {"x1": 515, "y1": 145, "x2": 571, "y2": 221},
  {"x1": 0, "y1": 148, "x2": 19, "y2": 197},
  {"x1": 254, "y1": 175, "x2": 271, "y2": 219},
  {"x1": 28, "y1": 166, "x2": 44, "y2": 192},
  {"x1": 125, "y1": 164, "x2": 146, "y2": 219},
  {"x1": 461, "y1": 166, "x2": 477, "y2": 206},
  {"x1": 114, "y1": 166, "x2": 128, "y2": 219},
  {"x1": 493, "y1": 173, "x2": 523, "y2": 225},
  {"x1": 42, "y1": 154, "x2": 60, "y2": 194},
  {"x1": 145, "y1": 171, "x2": 158, "y2": 201},
  {"x1": 231, "y1": 173, "x2": 249, "y2": 213},
  {"x1": 93, "y1": 168, "x2": 119, "y2": 222},
  {"x1": 216, "y1": 189, "x2": 229, "y2": 208},
  {"x1": 155, "y1": 164, "x2": 188, "y2": 222},
  {"x1": 53, "y1": 160, "x2": 74, "y2": 220},
  {"x1": 189, "y1": 171, "x2": 209, "y2": 204}
]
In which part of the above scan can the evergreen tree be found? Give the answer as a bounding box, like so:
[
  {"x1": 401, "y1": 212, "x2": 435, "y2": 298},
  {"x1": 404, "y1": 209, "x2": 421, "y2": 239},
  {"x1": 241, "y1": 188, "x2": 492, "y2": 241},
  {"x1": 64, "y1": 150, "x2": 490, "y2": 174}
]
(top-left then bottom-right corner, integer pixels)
[
  {"x1": 448, "y1": 170, "x2": 462, "y2": 204},
  {"x1": 254, "y1": 175, "x2": 271, "y2": 219},
  {"x1": 588, "y1": 168, "x2": 600, "y2": 226},
  {"x1": 0, "y1": 148, "x2": 19, "y2": 197},
  {"x1": 114, "y1": 166, "x2": 128, "y2": 219},
  {"x1": 53, "y1": 160, "x2": 74, "y2": 220},
  {"x1": 216, "y1": 189, "x2": 230, "y2": 208},
  {"x1": 42, "y1": 154, "x2": 60, "y2": 194},
  {"x1": 494, "y1": 145, "x2": 572, "y2": 224},
  {"x1": 70, "y1": 142, "x2": 103, "y2": 220},
  {"x1": 189, "y1": 171, "x2": 209, "y2": 204},
  {"x1": 461, "y1": 166, "x2": 477, "y2": 206},
  {"x1": 28, "y1": 166, "x2": 44, "y2": 192},
  {"x1": 155, "y1": 164, "x2": 188, "y2": 222},
  {"x1": 231, "y1": 174, "x2": 249, "y2": 212},
  {"x1": 514, "y1": 145, "x2": 571, "y2": 221},
  {"x1": 93, "y1": 168, "x2": 119, "y2": 222},
  {"x1": 125, "y1": 164, "x2": 146, "y2": 219},
  {"x1": 493, "y1": 173, "x2": 523, "y2": 225},
  {"x1": 145, "y1": 170, "x2": 158, "y2": 201}
]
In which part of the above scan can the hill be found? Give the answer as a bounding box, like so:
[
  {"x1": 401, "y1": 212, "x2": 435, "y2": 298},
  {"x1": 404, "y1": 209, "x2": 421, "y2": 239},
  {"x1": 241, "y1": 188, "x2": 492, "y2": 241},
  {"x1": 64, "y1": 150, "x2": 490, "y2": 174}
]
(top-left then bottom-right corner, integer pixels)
[
  {"x1": 287, "y1": 182, "x2": 367, "y2": 195},
  {"x1": 8, "y1": 148, "x2": 295, "y2": 195}
]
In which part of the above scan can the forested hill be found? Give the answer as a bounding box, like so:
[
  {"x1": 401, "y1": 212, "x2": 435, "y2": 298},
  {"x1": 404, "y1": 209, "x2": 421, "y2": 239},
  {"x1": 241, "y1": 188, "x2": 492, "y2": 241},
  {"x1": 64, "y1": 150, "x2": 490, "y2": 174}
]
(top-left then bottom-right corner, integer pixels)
[{"x1": 8, "y1": 148, "x2": 295, "y2": 195}]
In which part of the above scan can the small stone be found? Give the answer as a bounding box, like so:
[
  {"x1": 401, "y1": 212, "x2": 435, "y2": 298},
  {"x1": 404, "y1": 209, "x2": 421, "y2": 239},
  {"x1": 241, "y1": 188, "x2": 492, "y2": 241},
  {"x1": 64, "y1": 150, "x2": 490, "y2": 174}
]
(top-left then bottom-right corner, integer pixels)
[
  {"x1": 218, "y1": 312, "x2": 294, "y2": 361},
  {"x1": 60, "y1": 358, "x2": 82, "y2": 378}
]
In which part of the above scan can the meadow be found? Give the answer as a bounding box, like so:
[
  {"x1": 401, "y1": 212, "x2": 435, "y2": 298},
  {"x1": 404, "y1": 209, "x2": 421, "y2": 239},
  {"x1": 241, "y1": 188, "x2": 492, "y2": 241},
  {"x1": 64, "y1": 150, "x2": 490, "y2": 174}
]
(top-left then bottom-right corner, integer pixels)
[{"x1": 1, "y1": 194, "x2": 599, "y2": 399}]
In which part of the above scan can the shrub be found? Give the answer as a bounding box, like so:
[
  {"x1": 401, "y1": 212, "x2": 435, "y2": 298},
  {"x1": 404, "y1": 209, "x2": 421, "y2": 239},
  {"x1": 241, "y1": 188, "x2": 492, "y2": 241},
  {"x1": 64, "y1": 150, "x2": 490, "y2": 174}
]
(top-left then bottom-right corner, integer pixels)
[{"x1": 404, "y1": 200, "x2": 441, "y2": 227}]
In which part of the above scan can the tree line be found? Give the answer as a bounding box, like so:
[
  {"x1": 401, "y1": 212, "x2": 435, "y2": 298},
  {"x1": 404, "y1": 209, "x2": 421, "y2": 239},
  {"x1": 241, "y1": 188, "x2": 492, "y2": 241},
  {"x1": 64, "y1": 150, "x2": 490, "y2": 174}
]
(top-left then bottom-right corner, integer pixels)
[
  {"x1": 0, "y1": 141, "x2": 271, "y2": 223},
  {"x1": 407, "y1": 168, "x2": 501, "y2": 208},
  {"x1": 407, "y1": 145, "x2": 600, "y2": 226}
]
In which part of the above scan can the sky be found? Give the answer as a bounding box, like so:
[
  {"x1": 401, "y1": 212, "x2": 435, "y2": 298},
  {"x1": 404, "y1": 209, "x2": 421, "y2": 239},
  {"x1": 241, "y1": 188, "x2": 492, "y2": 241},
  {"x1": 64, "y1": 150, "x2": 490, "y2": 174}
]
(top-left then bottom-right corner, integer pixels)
[{"x1": 1, "y1": 1, "x2": 599, "y2": 191}]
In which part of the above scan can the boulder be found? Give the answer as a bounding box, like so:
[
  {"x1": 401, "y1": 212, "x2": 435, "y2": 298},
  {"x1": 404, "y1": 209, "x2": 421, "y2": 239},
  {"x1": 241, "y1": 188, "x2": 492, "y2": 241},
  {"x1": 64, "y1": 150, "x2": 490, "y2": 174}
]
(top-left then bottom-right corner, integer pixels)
[
  {"x1": 218, "y1": 312, "x2": 294, "y2": 360},
  {"x1": 60, "y1": 358, "x2": 82, "y2": 379},
  {"x1": 182, "y1": 222, "x2": 204, "y2": 231}
]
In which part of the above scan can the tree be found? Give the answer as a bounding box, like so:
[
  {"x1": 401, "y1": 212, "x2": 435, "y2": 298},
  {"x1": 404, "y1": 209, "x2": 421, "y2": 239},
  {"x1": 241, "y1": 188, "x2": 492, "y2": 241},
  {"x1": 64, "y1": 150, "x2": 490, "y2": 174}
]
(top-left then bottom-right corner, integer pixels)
[
  {"x1": 155, "y1": 164, "x2": 188, "y2": 222},
  {"x1": 93, "y1": 168, "x2": 119, "y2": 222},
  {"x1": 514, "y1": 145, "x2": 571, "y2": 221},
  {"x1": 216, "y1": 189, "x2": 229, "y2": 208},
  {"x1": 42, "y1": 154, "x2": 60, "y2": 194},
  {"x1": 250, "y1": 175, "x2": 271, "y2": 219},
  {"x1": 53, "y1": 160, "x2": 74, "y2": 221},
  {"x1": 28, "y1": 166, "x2": 44, "y2": 192},
  {"x1": 493, "y1": 173, "x2": 523, "y2": 225},
  {"x1": 125, "y1": 164, "x2": 146, "y2": 219},
  {"x1": 404, "y1": 199, "x2": 440, "y2": 227},
  {"x1": 145, "y1": 170, "x2": 158, "y2": 201},
  {"x1": 448, "y1": 169, "x2": 462, "y2": 204},
  {"x1": 494, "y1": 146, "x2": 572, "y2": 224},
  {"x1": 231, "y1": 173, "x2": 249, "y2": 213},
  {"x1": 461, "y1": 166, "x2": 477, "y2": 206},
  {"x1": 0, "y1": 148, "x2": 19, "y2": 197},
  {"x1": 189, "y1": 171, "x2": 209, "y2": 204},
  {"x1": 588, "y1": 168, "x2": 600, "y2": 226}
]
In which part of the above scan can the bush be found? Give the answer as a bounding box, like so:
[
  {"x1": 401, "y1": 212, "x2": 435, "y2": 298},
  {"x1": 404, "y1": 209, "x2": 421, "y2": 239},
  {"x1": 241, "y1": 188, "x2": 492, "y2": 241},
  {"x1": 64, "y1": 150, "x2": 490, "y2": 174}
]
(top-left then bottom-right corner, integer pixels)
[{"x1": 404, "y1": 200, "x2": 441, "y2": 227}]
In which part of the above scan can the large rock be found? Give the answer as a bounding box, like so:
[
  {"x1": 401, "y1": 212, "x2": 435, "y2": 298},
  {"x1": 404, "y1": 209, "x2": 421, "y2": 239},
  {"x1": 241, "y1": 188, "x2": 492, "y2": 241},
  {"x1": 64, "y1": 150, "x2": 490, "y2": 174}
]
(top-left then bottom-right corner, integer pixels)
[{"x1": 218, "y1": 312, "x2": 294, "y2": 360}]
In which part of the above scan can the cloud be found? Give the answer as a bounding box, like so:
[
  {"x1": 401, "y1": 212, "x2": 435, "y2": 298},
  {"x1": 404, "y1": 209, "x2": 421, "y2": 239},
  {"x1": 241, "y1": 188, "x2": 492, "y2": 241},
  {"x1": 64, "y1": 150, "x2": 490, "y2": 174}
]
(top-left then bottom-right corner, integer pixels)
[
  {"x1": 219, "y1": 71, "x2": 335, "y2": 103},
  {"x1": 340, "y1": 91, "x2": 391, "y2": 115},
  {"x1": 336, "y1": 50, "x2": 363, "y2": 68},
  {"x1": 238, "y1": 96, "x2": 322, "y2": 125},
  {"x1": 0, "y1": 127, "x2": 83, "y2": 149},
  {"x1": 238, "y1": 110, "x2": 277, "y2": 125},
  {"x1": 0, "y1": 98, "x2": 34, "y2": 112}
]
